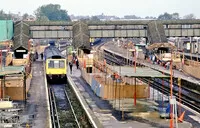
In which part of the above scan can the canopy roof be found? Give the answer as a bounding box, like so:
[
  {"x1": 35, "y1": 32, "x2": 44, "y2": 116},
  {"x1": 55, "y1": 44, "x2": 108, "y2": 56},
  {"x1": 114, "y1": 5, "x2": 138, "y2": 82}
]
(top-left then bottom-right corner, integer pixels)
[
  {"x1": 0, "y1": 66, "x2": 24, "y2": 76},
  {"x1": 147, "y1": 43, "x2": 176, "y2": 50},
  {"x1": 112, "y1": 66, "x2": 169, "y2": 78}
]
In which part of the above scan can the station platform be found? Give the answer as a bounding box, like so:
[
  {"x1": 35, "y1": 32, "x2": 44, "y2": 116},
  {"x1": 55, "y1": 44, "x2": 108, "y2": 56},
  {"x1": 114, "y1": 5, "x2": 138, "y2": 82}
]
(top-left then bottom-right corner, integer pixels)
[
  {"x1": 68, "y1": 66, "x2": 155, "y2": 128},
  {"x1": 67, "y1": 66, "x2": 193, "y2": 128},
  {"x1": 177, "y1": 52, "x2": 200, "y2": 60},
  {"x1": 102, "y1": 42, "x2": 200, "y2": 85},
  {"x1": 20, "y1": 60, "x2": 50, "y2": 128},
  {"x1": 139, "y1": 60, "x2": 200, "y2": 84}
]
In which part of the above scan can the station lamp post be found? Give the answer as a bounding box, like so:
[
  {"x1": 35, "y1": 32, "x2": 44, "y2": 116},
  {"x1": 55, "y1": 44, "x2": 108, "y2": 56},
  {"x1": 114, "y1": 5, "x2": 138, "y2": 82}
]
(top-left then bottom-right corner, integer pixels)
[
  {"x1": 129, "y1": 48, "x2": 137, "y2": 106},
  {"x1": 170, "y1": 54, "x2": 178, "y2": 128}
]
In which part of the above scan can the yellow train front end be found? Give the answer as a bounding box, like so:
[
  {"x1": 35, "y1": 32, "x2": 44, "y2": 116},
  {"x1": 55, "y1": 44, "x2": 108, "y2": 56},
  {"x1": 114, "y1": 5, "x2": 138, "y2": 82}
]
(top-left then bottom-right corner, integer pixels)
[{"x1": 46, "y1": 58, "x2": 67, "y2": 83}]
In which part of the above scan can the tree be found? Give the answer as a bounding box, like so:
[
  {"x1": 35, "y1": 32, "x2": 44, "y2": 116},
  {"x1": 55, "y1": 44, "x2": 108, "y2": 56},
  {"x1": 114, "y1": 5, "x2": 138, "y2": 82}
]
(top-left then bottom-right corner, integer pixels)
[
  {"x1": 158, "y1": 12, "x2": 172, "y2": 20},
  {"x1": 183, "y1": 14, "x2": 196, "y2": 19},
  {"x1": 23, "y1": 13, "x2": 29, "y2": 20},
  {"x1": 90, "y1": 16, "x2": 100, "y2": 21},
  {"x1": 124, "y1": 15, "x2": 141, "y2": 19},
  {"x1": 0, "y1": 10, "x2": 12, "y2": 20},
  {"x1": 158, "y1": 12, "x2": 180, "y2": 20},
  {"x1": 35, "y1": 4, "x2": 71, "y2": 21},
  {"x1": 39, "y1": 16, "x2": 49, "y2": 21},
  {"x1": 145, "y1": 16, "x2": 157, "y2": 19},
  {"x1": 0, "y1": 10, "x2": 6, "y2": 20},
  {"x1": 171, "y1": 13, "x2": 179, "y2": 19}
]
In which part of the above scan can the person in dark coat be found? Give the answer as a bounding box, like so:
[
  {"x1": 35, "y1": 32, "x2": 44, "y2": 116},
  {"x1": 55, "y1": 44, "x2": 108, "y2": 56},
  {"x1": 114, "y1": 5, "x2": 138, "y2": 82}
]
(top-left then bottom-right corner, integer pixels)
[
  {"x1": 69, "y1": 61, "x2": 73, "y2": 74},
  {"x1": 35, "y1": 52, "x2": 38, "y2": 60},
  {"x1": 75, "y1": 59, "x2": 79, "y2": 69},
  {"x1": 41, "y1": 53, "x2": 43, "y2": 60}
]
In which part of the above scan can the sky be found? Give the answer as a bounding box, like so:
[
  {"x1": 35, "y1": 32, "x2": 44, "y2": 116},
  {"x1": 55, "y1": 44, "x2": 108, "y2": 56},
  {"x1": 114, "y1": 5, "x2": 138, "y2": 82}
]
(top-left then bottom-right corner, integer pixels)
[{"x1": 0, "y1": 0, "x2": 199, "y2": 18}]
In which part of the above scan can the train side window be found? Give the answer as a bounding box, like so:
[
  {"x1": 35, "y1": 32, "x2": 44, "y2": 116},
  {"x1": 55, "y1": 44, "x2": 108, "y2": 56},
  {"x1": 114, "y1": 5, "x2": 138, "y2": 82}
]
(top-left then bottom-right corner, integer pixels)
[
  {"x1": 48, "y1": 60, "x2": 54, "y2": 68},
  {"x1": 59, "y1": 60, "x2": 65, "y2": 68}
]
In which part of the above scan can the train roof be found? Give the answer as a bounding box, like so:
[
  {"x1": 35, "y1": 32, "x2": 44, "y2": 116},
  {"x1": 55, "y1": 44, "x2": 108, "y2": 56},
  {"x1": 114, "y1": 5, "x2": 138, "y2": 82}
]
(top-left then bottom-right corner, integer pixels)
[{"x1": 44, "y1": 46, "x2": 65, "y2": 59}]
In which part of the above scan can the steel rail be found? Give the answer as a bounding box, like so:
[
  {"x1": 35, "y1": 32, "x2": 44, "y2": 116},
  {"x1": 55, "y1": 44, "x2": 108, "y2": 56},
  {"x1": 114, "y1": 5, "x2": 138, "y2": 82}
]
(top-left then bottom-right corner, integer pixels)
[
  {"x1": 48, "y1": 88, "x2": 60, "y2": 128},
  {"x1": 64, "y1": 89, "x2": 81, "y2": 128}
]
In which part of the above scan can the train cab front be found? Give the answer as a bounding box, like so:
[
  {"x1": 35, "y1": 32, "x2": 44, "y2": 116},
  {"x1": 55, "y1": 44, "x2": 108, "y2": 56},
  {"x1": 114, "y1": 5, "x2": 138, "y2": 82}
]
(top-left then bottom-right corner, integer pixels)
[
  {"x1": 46, "y1": 74, "x2": 67, "y2": 84},
  {"x1": 46, "y1": 58, "x2": 67, "y2": 84}
]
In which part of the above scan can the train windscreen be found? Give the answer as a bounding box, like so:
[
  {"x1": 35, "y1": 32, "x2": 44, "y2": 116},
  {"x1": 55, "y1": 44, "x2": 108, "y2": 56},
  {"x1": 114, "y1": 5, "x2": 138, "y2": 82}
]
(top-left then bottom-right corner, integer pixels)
[{"x1": 48, "y1": 60, "x2": 65, "y2": 68}]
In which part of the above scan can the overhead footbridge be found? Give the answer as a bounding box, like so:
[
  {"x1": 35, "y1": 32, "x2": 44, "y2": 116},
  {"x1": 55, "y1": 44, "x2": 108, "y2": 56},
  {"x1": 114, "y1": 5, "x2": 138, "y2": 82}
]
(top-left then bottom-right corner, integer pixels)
[{"x1": 13, "y1": 20, "x2": 200, "y2": 49}]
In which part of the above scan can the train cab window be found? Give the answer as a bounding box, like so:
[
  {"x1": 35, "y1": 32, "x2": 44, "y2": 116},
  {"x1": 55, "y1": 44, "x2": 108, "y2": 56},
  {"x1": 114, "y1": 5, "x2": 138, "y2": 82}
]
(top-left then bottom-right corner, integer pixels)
[
  {"x1": 48, "y1": 60, "x2": 54, "y2": 68},
  {"x1": 59, "y1": 60, "x2": 65, "y2": 68},
  {"x1": 48, "y1": 60, "x2": 65, "y2": 68},
  {"x1": 54, "y1": 60, "x2": 60, "y2": 68}
]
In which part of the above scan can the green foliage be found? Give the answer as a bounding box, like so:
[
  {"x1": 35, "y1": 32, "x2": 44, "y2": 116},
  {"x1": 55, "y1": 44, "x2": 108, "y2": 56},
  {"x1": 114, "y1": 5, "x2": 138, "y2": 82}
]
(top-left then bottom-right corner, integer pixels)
[
  {"x1": 158, "y1": 12, "x2": 172, "y2": 20},
  {"x1": 90, "y1": 16, "x2": 100, "y2": 21},
  {"x1": 35, "y1": 4, "x2": 71, "y2": 21},
  {"x1": 158, "y1": 12, "x2": 180, "y2": 20},
  {"x1": 39, "y1": 16, "x2": 49, "y2": 21},
  {"x1": 124, "y1": 15, "x2": 141, "y2": 19},
  {"x1": 171, "y1": 13, "x2": 179, "y2": 19},
  {"x1": 22, "y1": 13, "x2": 29, "y2": 20},
  {"x1": 0, "y1": 10, "x2": 12, "y2": 20}
]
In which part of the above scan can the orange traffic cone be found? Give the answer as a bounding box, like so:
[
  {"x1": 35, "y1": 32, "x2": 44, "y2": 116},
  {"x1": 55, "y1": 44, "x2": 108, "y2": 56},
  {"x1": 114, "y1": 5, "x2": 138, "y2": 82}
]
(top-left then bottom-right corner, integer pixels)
[{"x1": 178, "y1": 111, "x2": 185, "y2": 123}]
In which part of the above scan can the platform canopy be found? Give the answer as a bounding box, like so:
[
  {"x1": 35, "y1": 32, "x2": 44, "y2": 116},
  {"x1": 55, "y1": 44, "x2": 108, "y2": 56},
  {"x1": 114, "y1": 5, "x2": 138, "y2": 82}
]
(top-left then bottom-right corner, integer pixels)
[
  {"x1": 147, "y1": 43, "x2": 176, "y2": 50},
  {"x1": 112, "y1": 66, "x2": 169, "y2": 78},
  {"x1": 0, "y1": 66, "x2": 24, "y2": 76}
]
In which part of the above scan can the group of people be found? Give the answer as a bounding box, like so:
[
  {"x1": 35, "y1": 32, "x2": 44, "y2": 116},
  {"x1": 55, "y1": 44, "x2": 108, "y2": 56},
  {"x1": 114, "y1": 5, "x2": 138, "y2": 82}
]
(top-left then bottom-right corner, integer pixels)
[
  {"x1": 146, "y1": 53, "x2": 172, "y2": 70},
  {"x1": 69, "y1": 57, "x2": 79, "y2": 74}
]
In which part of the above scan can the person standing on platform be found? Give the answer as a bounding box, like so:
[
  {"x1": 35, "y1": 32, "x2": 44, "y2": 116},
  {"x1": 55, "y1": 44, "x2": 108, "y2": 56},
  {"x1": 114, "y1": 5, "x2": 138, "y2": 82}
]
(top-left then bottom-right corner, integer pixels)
[
  {"x1": 35, "y1": 52, "x2": 38, "y2": 60},
  {"x1": 69, "y1": 61, "x2": 73, "y2": 74},
  {"x1": 41, "y1": 53, "x2": 43, "y2": 60},
  {"x1": 76, "y1": 58, "x2": 79, "y2": 69}
]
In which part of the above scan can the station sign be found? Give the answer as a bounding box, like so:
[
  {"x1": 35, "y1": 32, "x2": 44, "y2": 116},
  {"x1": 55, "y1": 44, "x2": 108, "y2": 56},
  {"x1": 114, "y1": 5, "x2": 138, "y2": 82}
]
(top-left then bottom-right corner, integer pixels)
[{"x1": 16, "y1": 50, "x2": 26, "y2": 52}]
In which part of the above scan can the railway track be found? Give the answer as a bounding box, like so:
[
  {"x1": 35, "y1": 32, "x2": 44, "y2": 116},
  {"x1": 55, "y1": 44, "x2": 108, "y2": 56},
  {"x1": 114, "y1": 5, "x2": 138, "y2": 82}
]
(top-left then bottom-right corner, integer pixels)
[
  {"x1": 48, "y1": 84, "x2": 80, "y2": 128},
  {"x1": 48, "y1": 82, "x2": 92, "y2": 128},
  {"x1": 63, "y1": 85, "x2": 80, "y2": 127},
  {"x1": 49, "y1": 87, "x2": 60, "y2": 128},
  {"x1": 100, "y1": 47, "x2": 200, "y2": 114},
  {"x1": 155, "y1": 78, "x2": 200, "y2": 104},
  {"x1": 140, "y1": 78, "x2": 200, "y2": 113}
]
